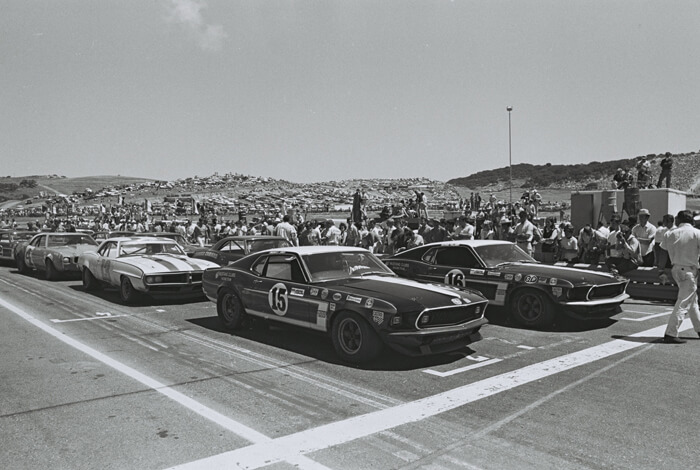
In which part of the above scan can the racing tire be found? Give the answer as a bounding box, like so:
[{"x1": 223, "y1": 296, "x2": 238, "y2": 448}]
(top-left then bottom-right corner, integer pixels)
[
  {"x1": 119, "y1": 277, "x2": 139, "y2": 304},
  {"x1": 82, "y1": 268, "x2": 101, "y2": 291},
  {"x1": 217, "y1": 289, "x2": 247, "y2": 331},
  {"x1": 510, "y1": 289, "x2": 555, "y2": 328},
  {"x1": 45, "y1": 260, "x2": 58, "y2": 281},
  {"x1": 15, "y1": 254, "x2": 28, "y2": 274},
  {"x1": 331, "y1": 311, "x2": 383, "y2": 363}
]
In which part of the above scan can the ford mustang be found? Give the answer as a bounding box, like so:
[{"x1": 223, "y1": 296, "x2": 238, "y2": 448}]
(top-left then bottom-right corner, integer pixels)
[
  {"x1": 78, "y1": 237, "x2": 219, "y2": 303},
  {"x1": 384, "y1": 240, "x2": 629, "y2": 327},
  {"x1": 202, "y1": 246, "x2": 489, "y2": 363},
  {"x1": 15, "y1": 232, "x2": 99, "y2": 280}
]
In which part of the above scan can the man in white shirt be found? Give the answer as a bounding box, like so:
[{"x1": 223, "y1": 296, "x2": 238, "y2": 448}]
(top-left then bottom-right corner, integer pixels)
[
  {"x1": 632, "y1": 208, "x2": 656, "y2": 266},
  {"x1": 274, "y1": 215, "x2": 298, "y2": 246},
  {"x1": 660, "y1": 210, "x2": 700, "y2": 343},
  {"x1": 513, "y1": 210, "x2": 535, "y2": 256}
]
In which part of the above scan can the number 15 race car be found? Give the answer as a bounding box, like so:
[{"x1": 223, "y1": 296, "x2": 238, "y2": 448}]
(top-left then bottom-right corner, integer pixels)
[{"x1": 202, "y1": 246, "x2": 489, "y2": 363}]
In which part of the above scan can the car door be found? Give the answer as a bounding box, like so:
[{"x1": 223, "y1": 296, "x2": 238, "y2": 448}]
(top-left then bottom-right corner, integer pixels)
[
  {"x1": 25, "y1": 234, "x2": 46, "y2": 269},
  {"x1": 243, "y1": 254, "x2": 314, "y2": 326},
  {"x1": 94, "y1": 241, "x2": 117, "y2": 284},
  {"x1": 429, "y1": 246, "x2": 504, "y2": 302}
]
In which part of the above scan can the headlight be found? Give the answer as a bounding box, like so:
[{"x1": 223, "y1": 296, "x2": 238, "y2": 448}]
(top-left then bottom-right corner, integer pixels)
[
  {"x1": 145, "y1": 275, "x2": 164, "y2": 284},
  {"x1": 391, "y1": 315, "x2": 402, "y2": 326},
  {"x1": 62, "y1": 257, "x2": 71, "y2": 264},
  {"x1": 419, "y1": 314, "x2": 430, "y2": 325}
]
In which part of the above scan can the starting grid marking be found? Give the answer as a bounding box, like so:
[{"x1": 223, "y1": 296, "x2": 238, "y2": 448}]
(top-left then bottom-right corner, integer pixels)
[
  {"x1": 171, "y1": 319, "x2": 694, "y2": 470},
  {"x1": 619, "y1": 309, "x2": 672, "y2": 322}
]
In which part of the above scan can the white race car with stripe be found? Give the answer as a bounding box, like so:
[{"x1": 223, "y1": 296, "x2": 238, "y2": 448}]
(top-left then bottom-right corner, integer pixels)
[{"x1": 78, "y1": 237, "x2": 219, "y2": 303}]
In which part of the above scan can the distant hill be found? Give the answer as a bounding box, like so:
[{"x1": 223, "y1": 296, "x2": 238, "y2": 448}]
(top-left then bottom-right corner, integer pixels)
[
  {"x1": 448, "y1": 152, "x2": 700, "y2": 194},
  {"x1": 0, "y1": 175, "x2": 154, "y2": 203}
]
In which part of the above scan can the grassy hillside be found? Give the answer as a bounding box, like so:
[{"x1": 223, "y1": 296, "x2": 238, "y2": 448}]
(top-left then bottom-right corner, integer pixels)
[{"x1": 448, "y1": 152, "x2": 700, "y2": 194}]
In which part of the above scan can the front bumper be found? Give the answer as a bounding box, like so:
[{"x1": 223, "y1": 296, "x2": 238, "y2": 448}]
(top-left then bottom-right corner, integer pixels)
[{"x1": 384, "y1": 317, "x2": 488, "y2": 356}]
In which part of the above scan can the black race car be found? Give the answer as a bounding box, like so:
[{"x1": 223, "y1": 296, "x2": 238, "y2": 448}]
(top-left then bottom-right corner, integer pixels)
[
  {"x1": 191, "y1": 236, "x2": 292, "y2": 266},
  {"x1": 202, "y1": 246, "x2": 489, "y2": 363},
  {"x1": 384, "y1": 240, "x2": 629, "y2": 327}
]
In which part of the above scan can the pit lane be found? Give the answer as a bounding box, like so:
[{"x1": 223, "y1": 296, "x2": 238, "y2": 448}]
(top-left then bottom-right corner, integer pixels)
[{"x1": 1, "y1": 264, "x2": 698, "y2": 470}]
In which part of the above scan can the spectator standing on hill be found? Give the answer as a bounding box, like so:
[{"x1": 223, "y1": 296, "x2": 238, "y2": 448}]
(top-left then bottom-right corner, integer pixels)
[
  {"x1": 632, "y1": 208, "x2": 657, "y2": 266},
  {"x1": 659, "y1": 210, "x2": 700, "y2": 344},
  {"x1": 657, "y1": 152, "x2": 673, "y2": 188}
]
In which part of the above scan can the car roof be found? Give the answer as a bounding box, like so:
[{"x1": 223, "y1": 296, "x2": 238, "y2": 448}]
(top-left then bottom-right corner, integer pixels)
[
  {"x1": 104, "y1": 236, "x2": 178, "y2": 244},
  {"x1": 262, "y1": 246, "x2": 369, "y2": 255},
  {"x1": 422, "y1": 240, "x2": 510, "y2": 248}
]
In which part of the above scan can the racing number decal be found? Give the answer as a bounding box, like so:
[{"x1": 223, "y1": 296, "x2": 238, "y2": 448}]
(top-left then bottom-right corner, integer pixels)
[
  {"x1": 445, "y1": 269, "x2": 467, "y2": 287},
  {"x1": 269, "y1": 282, "x2": 289, "y2": 316}
]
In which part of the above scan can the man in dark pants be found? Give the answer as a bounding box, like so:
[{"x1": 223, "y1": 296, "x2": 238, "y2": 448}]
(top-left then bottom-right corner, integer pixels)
[
  {"x1": 660, "y1": 210, "x2": 700, "y2": 343},
  {"x1": 657, "y1": 152, "x2": 673, "y2": 188}
]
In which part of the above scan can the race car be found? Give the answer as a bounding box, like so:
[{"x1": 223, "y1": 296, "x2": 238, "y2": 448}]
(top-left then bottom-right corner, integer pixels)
[
  {"x1": 384, "y1": 240, "x2": 629, "y2": 327},
  {"x1": 202, "y1": 246, "x2": 489, "y2": 363},
  {"x1": 190, "y1": 236, "x2": 292, "y2": 266},
  {"x1": 78, "y1": 237, "x2": 219, "y2": 303},
  {"x1": 0, "y1": 231, "x2": 35, "y2": 263},
  {"x1": 15, "y1": 232, "x2": 99, "y2": 280}
]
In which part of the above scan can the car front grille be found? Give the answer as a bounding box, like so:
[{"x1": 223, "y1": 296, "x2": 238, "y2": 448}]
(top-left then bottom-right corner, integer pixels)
[
  {"x1": 146, "y1": 272, "x2": 203, "y2": 285},
  {"x1": 416, "y1": 303, "x2": 486, "y2": 329},
  {"x1": 567, "y1": 282, "x2": 627, "y2": 301}
]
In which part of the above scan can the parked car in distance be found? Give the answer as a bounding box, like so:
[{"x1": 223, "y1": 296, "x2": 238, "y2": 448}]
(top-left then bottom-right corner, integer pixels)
[
  {"x1": 78, "y1": 237, "x2": 220, "y2": 303},
  {"x1": 190, "y1": 236, "x2": 293, "y2": 266},
  {"x1": 0, "y1": 231, "x2": 36, "y2": 263},
  {"x1": 15, "y1": 232, "x2": 99, "y2": 280},
  {"x1": 202, "y1": 246, "x2": 489, "y2": 363},
  {"x1": 384, "y1": 240, "x2": 629, "y2": 328}
]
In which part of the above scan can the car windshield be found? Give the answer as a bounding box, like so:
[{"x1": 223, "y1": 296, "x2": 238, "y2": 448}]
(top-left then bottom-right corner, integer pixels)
[
  {"x1": 47, "y1": 234, "x2": 98, "y2": 247},
  {"x1": 118, "y1": 242, "x2": 185, "y2": 257},
  {"x1": 247, "y1": 239, "x2": 292, "y2": 253},
  {"x1": 302, "y1": 251, "x2": 394, "y2": 282},
  {"x1": 473, "y1": 243, "x2": 536, "y2": 267}
]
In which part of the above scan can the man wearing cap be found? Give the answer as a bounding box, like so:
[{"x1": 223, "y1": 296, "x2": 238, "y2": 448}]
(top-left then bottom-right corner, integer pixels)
[
  {"x1": 660, "y1": 210, "x2": 700, "y2": 344},
  {"x1": 632, "y1": 208, "x2": 657, "y2": 266}
]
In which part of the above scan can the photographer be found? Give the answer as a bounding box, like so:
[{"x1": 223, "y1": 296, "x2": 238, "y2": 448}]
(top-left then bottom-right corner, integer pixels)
[{"x1": 605, "y1": 222, "x2": 642, "y2": 274}]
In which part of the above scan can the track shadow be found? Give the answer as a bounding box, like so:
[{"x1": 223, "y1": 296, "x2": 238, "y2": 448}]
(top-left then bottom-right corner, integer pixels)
[
  {"x1": 66, "y1": 284, "x2": 209, "y2": 307},
  {"x1": 485, "y1": 306, "x2": 617, "y2": 333},
  {"x1": 187, "y1": 316, "x2": 477, "y2": 371}
]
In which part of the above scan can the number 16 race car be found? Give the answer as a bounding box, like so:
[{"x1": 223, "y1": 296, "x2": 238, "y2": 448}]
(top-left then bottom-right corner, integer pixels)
[
  {"x1": 202, "y1": 246, "x2": 489, "y2": 363},
  {"x1": 384, "y1": 240, "x2": 629, "y2": 328}
]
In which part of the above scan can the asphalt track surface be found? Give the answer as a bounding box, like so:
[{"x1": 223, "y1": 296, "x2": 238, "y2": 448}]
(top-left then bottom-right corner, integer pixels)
[{"x1": 1, "y1": 263, "x2": 699, "y2": 470}]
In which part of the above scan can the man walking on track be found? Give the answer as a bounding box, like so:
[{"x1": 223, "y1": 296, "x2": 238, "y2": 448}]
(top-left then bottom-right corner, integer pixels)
[{"x1": 660, "y1": 210, "x2": 700, "y2": 344}]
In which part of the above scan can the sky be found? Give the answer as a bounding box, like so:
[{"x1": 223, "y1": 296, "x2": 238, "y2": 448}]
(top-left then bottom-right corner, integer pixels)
[{"x1": 2, "y1": 1, "x2": 699, "y2": 184}]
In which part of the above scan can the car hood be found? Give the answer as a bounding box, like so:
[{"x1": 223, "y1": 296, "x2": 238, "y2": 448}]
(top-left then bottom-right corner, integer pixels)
[
  {"x1": 326, "y1": 275, "x2": 486, "y2": 310},
  {"x1": 118, "y1": 254, "x2": 218, "y2": 273},
  {"x1": 491, "y1": 262, "x2": 624, "y2": 284}
]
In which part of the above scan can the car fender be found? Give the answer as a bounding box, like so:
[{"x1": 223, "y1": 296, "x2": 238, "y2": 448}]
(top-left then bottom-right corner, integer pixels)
[{"x1": 505, "y1": 283, "x2": 555, "y2": 304}]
